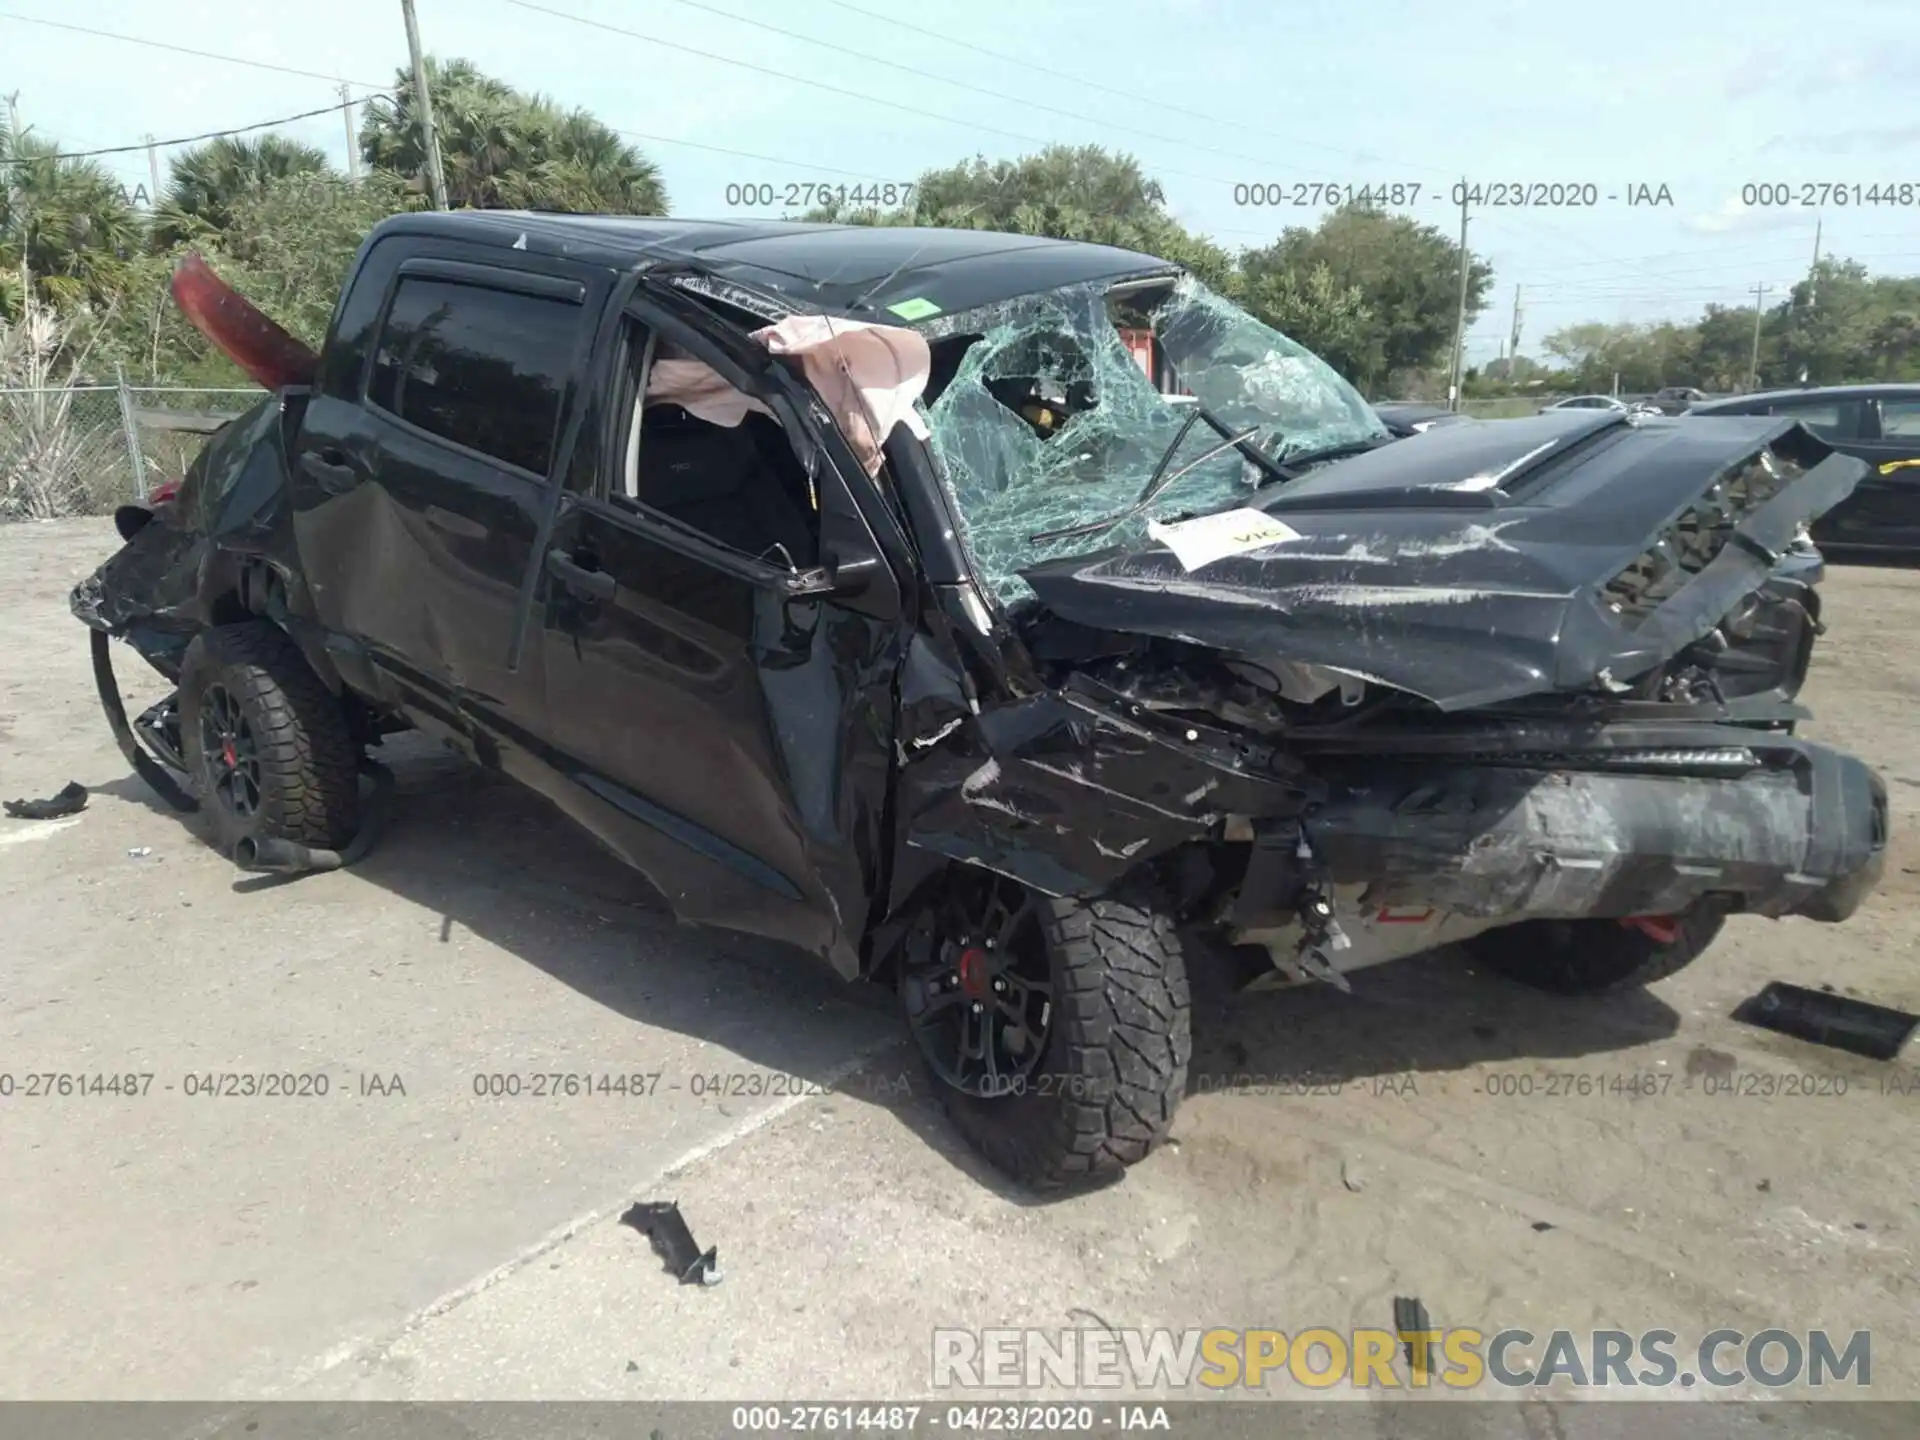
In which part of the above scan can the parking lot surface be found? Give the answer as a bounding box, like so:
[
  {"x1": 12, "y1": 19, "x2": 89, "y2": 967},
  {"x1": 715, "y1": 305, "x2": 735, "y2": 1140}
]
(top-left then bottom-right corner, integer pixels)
[{"x1": 3, "y1": 518, "x2": 1916, "y2": 1408}]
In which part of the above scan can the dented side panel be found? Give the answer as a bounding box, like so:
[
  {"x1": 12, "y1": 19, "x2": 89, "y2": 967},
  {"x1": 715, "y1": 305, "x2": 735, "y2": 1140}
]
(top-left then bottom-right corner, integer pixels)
[
  {"x1": 72, "y1": 393, "x2": 314, "y2": 675},
  {"x1": 893, "y1": 645, "x2": 1311, "y2": 900}
]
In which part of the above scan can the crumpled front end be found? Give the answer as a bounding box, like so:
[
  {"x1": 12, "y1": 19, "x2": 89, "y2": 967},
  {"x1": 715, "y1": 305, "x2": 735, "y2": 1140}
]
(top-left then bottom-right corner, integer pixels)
[
  {"x1": 892, "y1": 407, "x2": 1888, "y2": 985},
  {"x1": 1225, "y1": 729, "x2": 1886, "y2": 982}
]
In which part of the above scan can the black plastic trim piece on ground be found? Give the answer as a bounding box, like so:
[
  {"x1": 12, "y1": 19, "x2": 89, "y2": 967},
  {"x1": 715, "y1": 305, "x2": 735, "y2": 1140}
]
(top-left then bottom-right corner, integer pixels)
[
  {"x1": 3, "y1": 781, "x2": 89, "y2": 820},
  {"x1": 1393, "y1": 1296, "x2": 1433, "y2": 1370},
  {"x1": 1733, "y1": 981, "x2": 1919, "y2": 1061},
  {"x1": 620, "y1": 1201, "x2": 721, "y2": 1285}
]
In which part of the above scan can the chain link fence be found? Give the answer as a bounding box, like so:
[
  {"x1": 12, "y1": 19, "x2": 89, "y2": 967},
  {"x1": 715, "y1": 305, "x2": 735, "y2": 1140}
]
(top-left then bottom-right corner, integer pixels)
[{"x1": 0, "y1": 382, "x2": 258, "y2": 521}]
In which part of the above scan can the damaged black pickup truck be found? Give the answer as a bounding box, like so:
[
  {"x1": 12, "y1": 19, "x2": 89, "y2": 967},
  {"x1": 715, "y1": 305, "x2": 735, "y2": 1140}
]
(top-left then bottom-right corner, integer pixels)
[{"x1": 75, "y1": 214, "x2": 1887, "y2": 1188}]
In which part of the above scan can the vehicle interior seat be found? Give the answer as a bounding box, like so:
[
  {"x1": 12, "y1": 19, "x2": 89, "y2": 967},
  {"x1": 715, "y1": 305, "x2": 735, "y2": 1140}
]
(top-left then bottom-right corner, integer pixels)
[{"x1": 632, "y1": 403, "x2": 818, "y2": 569}]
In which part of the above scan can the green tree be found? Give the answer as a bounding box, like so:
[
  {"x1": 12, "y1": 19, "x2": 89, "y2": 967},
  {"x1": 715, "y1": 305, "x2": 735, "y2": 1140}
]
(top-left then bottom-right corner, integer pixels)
[
  {"x1": 1236, "y1": 261, "x2": 1382, "y2": 381},
  {"x1": 1238, "y1": 205, "x2": 1493, "y2": 392},
  {"x1": 151, "y1": 135, "x2": 334, "y2": 251},
  {"x1": 1539, "y1": 319, "x2": 1700, "y2": 393},
  {"x1": 807, "y1": 146, "x2": 1235, "y2": 291},
  {"x1": 91, "y1": 170, "x2": 419, "y2": 385},
  {"x1": 0, "y1": 132, "x2": 141, "y2": 318},
  {"x1": 908, "y1": 145, "x2": 1168, "y2": 227},
  {"x1": 1769, "y1": 259, "x2": 1920, "y2": 385},
  {"x1": 360, "y1": 56, "x2": 666, "y2": 213},
  {"x1": 1868, "y1": 311, "x2": 1920, "y2": 378},
  {"x1": 1691, "y1": 303, "x2": 1758, "y2": 391}
]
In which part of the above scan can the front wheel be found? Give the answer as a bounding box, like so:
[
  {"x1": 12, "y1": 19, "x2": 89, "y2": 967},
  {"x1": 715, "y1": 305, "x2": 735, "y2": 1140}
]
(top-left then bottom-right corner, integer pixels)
[
  {"x1": 178, "y1": 622, "x2": 361, "y2": 859},
  {"x1": 898, "y1": 870, "x2": 1191, "y2": 1190},
  {"x1": 1461, "y1": 903, "x2": 1727, "y2": 994}
]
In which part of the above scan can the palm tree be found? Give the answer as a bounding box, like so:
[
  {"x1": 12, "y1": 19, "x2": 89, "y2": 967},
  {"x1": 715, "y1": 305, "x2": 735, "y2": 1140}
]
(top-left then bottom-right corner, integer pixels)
[
  {"x1": 150, "y1": 135, "x2": 333, "y2": 251},
  {"x1": 540, "y1": 108, "x2": 665, "y2": 213},
  {"x1": 361, "y1": 56, "x2": 666, "y2": 214},
  {"x1": 0, "y1": 131, "x2": 141, "y2": 318}
]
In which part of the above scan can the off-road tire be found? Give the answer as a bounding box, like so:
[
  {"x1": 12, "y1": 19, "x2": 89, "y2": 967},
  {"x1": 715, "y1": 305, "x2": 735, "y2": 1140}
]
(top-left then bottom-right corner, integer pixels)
[
  {"x1": 933, "y1": 897, "x2": 1191, "y2": 1190},
  {"x1": 1462, "y1": 904, "x2": 1727, "y2": 994},
  {"x1": 178, "y1": 621, "x2": 360, "y2": 857}
]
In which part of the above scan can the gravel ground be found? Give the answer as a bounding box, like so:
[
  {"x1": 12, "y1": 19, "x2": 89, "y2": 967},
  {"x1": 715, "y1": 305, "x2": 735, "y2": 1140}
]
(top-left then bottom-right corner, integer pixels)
[{"x1": 2, "y1": 517, "x2": 1915, "y2": 1419}]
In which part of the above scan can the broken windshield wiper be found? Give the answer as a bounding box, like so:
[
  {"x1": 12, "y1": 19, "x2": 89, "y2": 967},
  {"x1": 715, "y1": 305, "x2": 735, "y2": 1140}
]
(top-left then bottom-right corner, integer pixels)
[
  {"x1": 1255, "y1": 436, "x2": 1387, "y2": 484},
  {"x1": 1027, "y1": 404, "x2": 1277, "y2": 545}
]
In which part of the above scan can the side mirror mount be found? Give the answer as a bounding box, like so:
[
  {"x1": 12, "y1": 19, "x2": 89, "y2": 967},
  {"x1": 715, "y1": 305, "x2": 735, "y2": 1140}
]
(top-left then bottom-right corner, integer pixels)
[{"x1": 785, "y1": 553, "x2": 882, "y2": 599}]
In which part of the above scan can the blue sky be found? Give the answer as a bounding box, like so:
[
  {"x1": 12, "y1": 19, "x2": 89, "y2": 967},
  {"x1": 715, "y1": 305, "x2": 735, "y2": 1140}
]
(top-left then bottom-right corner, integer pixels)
[{"x1": 5, "y1": 0, "x2": 1917, "y2": 364}]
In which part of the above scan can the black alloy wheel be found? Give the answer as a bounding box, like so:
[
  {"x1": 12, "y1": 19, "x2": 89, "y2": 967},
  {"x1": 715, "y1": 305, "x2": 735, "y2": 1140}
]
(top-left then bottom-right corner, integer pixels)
[
  {"x1": 899, "y1": 869, "x2": 1054, "y2": 1097},
  {"x1": 197, "y1": 682, "x2": 262, "y2": 820}
]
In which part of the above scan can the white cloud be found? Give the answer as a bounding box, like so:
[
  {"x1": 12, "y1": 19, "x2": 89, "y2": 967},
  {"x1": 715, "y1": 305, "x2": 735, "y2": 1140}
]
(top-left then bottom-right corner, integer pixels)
[
  {"x1": 1760, "y1": 123, "x2": 1920, "y2": 156},
  {"x1": 1682, "y1": 195, "x2": 1822, "y2": 236}
]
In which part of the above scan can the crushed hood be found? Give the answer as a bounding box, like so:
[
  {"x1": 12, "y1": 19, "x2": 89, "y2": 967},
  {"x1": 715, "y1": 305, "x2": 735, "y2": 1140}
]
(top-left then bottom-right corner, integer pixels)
[{"x1": 1018, "y1": 413, "x2": 1867, "y2": 711}]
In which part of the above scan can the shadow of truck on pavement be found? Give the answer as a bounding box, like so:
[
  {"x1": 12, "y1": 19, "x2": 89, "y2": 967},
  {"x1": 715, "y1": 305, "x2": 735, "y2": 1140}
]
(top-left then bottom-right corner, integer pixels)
[{"x1": 103, "y1": 732, "x2": 1683, "y2": 1195}]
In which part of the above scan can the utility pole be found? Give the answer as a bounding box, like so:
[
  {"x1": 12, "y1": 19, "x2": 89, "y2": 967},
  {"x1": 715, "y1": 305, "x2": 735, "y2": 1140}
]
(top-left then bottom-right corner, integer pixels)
[
  {"x1": 1447, "y1": 178, "x2": 1470, "y2": 411},
  {"x1": 1806, "y1": 217, "x2": 1822, "y2": 307},
  {"x1": 4, "y1": 91, "x2": 29, "y2": 309},
  {"x1": 1748, "y1": 282, "x2": 1770, "y2": 391},
  {"x1": 145, "y1": 134, "x2": 162, "y2": 207},
  {"x1": 1507, "y1": 283, "x2": 1524, "y2": 365},
  {"x1": 399, "y1": 0, "x2": 449, "y2": 209},
  {"x1": 339, "y1": 83, "x2": 361, "y2": 181}
]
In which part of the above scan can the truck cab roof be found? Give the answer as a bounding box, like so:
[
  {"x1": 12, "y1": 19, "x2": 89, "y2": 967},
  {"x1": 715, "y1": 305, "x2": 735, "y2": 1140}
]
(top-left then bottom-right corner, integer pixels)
[{"x1": 364, "y1": 210, "x2": 1180, "y2": 322}]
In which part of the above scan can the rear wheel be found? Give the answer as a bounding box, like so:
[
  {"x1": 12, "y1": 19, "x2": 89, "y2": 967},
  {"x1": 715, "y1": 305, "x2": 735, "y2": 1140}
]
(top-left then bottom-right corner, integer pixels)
[
  {"x1": 898, "y1": 869, "x2": 1190, "y2": 1189},
  {"x1": 179, "y1": 622, "x2": 360, "y2": 859},
  {"x1": 1462, "y1": 903, "x2": 1727, "y2": 994}
]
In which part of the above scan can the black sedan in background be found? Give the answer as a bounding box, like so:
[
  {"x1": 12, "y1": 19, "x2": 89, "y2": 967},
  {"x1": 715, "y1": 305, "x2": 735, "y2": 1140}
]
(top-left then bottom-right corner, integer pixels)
[{"x1": 1688, "y1": 384, "x2": 1920, "y2": 554}]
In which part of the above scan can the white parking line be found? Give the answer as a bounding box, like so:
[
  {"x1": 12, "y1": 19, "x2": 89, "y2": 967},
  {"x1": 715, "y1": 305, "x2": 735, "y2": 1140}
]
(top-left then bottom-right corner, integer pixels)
[
  {"x1": 0, "y1": 818, "x2": 84, "y2": 846},
  {"x1": 266, "y1": 1032, "x2": 911, "y2": 1397}
]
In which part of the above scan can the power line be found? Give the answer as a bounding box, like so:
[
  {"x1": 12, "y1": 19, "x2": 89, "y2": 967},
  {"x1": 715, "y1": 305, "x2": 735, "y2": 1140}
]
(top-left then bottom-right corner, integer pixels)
[
  {"x1": 644, "y1": 0, "x2": 1361, "y2": 184},
  {"x1": 0, "y1": 10, "x2": 385, "y2": 87},
  {"x1": 609, "y1": 127, "x2": 912, "y2": 187},
  {"x1": 511, "y1": 0, "x2": 1671, "y2": 290},
  {"x1": 814, "y1": 0, "x2": 1442, "y2": 171},
  {"x1": 1503, "y1": 254, "x2": 1917, "y2": 299},
  {"x1": 501, "y1": 0, "x2": 1239, "y2": 190},
  {"x1": 0, "y1": 94, "x2": 387, "y2": 166},
  {"x1": 1505, "y1": 232, "x2": 1837, "y2": 273}
]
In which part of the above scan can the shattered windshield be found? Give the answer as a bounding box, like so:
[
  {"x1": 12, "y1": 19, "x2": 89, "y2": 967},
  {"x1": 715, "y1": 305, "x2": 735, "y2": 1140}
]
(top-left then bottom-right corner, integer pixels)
[{"x1": 919, "y1": 274, "x2": 1387, "y2": 605}]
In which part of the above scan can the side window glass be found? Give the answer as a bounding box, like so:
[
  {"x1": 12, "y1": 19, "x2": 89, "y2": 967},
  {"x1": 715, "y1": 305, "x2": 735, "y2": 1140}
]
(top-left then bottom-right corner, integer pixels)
[
  {"x1": 1769, "y1": 399, "x2": 1858, "y2": 440},
  {"x1": 616, "y1": 327, "x2": 820, "y2": 570},
  {"x1": 368, "y1": 276, "x2": 581, "y2": 476},
  {"x1": 1878, "y1": 399, "x2": 1920, "y2": 438}
]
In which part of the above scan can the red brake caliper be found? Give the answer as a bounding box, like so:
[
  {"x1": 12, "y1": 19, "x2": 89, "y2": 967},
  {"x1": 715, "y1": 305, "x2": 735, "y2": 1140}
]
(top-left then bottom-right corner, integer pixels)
[
  {"x1": 1621, "y1": 914, "x2": 1681, "y2": 944},
  {"x1": 957, "y1": 946, "x2": 990, "y2": 999}
]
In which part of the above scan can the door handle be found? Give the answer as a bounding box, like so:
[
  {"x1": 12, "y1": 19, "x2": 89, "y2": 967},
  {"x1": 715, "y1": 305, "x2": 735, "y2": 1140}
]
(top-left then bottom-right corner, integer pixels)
[
  {"x1": 301, "y1": 450, "x2": 358, "y2": 494},
  {"x1": 546, "y1": 548, "x2": 617, "y2": 601}
]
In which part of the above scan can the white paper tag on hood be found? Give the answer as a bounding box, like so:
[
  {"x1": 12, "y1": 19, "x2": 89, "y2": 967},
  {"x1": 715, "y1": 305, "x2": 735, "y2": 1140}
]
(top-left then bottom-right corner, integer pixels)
[{"x1": 1146, "y1": 508, "x2": 1303, "y2": 571}]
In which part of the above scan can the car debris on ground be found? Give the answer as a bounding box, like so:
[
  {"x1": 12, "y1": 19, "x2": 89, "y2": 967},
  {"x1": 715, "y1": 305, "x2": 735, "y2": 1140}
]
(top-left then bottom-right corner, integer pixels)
[
  {"x1": 3, "y1": 781, "x2": 88, "y2": 820},
  {"x1": 1392, "y1": 1296, "x2": 1433, "y2": 1369},
  {"x1": 621, "y1": 1201, "x2": 721, "y2": 1286},
  {"x1": 1734, "y1": 980, "x2": 1919, "y2": 1061}
]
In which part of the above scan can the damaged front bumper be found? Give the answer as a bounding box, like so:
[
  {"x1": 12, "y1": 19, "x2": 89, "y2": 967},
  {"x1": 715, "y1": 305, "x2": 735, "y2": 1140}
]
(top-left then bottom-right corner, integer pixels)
[{"x1": 1230, "y1": 730, "x2": 1887, "y2": 978}]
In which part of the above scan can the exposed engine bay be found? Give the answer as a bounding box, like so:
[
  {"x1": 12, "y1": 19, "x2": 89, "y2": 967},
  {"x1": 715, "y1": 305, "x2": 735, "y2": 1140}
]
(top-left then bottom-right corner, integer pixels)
[{"x1": 898, "y1": 391, "x2": 1887, "y2": 990}]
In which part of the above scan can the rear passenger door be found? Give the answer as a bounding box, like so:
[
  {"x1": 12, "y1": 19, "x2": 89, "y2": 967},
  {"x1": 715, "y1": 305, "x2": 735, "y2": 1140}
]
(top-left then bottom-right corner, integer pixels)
[
  {"x1": 1760, "y1": 396, "x2": 1876, "y2": 547},
  {"x1": 292, "y1": 240, "x2": 606, "y2": 753},
  {"x1": 1842, "y1": 396, "x2": 1920, "y2": 550}
]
